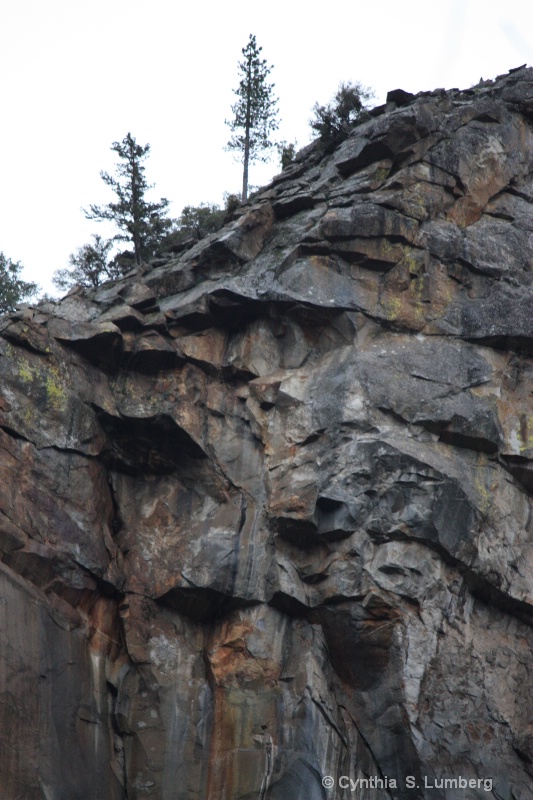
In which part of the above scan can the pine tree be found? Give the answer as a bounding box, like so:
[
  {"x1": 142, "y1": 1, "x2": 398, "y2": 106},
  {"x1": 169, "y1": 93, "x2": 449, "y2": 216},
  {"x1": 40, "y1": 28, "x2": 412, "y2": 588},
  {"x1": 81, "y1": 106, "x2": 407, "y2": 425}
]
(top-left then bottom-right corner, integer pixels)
[
  {"x1": 226, "y1": 34, "x2": 279, "y2": 202},
  {"x1": 85, "y1": 133, "x2": 171, "y2": 265},
  {"x1": 0, "y1": 252, "x2": 38, "y2": 313}
]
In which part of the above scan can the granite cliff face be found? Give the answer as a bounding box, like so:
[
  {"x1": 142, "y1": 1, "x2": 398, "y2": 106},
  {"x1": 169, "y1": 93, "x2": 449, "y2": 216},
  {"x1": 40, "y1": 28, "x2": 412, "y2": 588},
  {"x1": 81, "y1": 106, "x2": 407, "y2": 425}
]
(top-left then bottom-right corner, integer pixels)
[{"x1": 2, "y1": 66, "x2": 533, "y2": 800}]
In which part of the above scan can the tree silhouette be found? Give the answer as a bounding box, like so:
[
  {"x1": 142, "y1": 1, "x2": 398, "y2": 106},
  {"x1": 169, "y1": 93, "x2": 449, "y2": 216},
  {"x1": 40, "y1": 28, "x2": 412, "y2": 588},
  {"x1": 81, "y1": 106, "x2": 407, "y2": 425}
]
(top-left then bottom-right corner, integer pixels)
[{"x1": 226, "y1": 35, "x2": 279, "y2": 202}]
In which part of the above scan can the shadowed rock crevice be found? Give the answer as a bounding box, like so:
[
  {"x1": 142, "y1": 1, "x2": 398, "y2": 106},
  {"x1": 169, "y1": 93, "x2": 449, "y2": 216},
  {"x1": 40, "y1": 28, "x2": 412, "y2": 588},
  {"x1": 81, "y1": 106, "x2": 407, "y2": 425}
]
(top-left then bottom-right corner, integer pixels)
[
  {"x1": 93, "y1": 407, "x2": 206, "y2": 474},
  {"x1": 157, "y1": 586, "x2": 259, "y2": 623},
  {"x1": 464, "y1": 570, "x2": 533, "y2": 628}
]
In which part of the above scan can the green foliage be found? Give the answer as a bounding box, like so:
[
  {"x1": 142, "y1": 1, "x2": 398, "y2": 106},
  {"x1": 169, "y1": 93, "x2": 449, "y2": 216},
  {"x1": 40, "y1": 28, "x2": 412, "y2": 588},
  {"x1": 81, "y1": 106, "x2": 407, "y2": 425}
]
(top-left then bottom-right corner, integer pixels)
[
  {"x1": 151, "y1": 203, "x2": 226, "y2": 255},
  {"x1": 277, "y1": 140, "x2": 297, "y2": 170},
  {"x1": 108, "y1": 249, "x2": 136, "y2": 275},
  {"x1": 0, "y1": 252, "x2": 39, "y2": 313},
  {"x1": 310, "y1": 81, "x2": 374, "y2": 147},
  {"x1": 223, "y1": 192, "x2": 242, "y2": 216},
  {"x1": 226, "y1": 34, "x2": 279, "y2": 202},
  {"x1": 85, "y1": 133, "x2": 171, "y2": 265},
  {"x1": 178, "y1": 203, "x2": 225, "y2": 239},
  {"x1": 53, "y1": 234, "x2": 119, "y2": 291}
]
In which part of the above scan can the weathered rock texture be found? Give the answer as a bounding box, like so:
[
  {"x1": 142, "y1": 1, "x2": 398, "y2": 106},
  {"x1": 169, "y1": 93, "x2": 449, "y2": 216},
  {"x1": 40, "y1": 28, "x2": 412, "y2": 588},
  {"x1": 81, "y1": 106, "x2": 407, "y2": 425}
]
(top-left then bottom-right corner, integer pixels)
[{"x1": 2, "y1": 66, "x2": 533, "y2": 800}]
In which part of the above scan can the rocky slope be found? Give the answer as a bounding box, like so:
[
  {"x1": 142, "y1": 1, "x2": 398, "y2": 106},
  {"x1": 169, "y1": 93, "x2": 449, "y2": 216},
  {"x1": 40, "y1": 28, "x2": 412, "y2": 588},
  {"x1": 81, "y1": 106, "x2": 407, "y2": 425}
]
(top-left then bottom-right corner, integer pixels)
[{"x1": 2, "y1": 66, "x2": 533, "y2": 800}]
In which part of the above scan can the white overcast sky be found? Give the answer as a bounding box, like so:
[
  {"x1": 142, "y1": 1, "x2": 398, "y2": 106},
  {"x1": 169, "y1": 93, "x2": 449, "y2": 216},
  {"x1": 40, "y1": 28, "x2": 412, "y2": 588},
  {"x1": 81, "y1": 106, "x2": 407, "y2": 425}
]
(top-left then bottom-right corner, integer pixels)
[{"x1": 1, "y1": 0, "x2": 532, "y2": 295}]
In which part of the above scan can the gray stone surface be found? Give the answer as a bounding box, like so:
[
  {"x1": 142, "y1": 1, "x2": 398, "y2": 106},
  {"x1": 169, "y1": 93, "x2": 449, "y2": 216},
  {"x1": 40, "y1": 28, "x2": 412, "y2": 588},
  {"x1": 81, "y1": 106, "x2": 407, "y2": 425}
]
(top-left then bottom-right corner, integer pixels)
[{"x1": 3, "y1": 66, "x2": 533, "y2": 799}]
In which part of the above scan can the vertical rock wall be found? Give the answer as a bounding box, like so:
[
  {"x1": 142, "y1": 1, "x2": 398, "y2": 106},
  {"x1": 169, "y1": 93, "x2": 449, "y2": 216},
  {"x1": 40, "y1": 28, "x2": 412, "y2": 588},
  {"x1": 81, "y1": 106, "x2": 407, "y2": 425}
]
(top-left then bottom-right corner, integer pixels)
[{"x1": 2, "y1": 66, "x2": 533, "y2": 799}]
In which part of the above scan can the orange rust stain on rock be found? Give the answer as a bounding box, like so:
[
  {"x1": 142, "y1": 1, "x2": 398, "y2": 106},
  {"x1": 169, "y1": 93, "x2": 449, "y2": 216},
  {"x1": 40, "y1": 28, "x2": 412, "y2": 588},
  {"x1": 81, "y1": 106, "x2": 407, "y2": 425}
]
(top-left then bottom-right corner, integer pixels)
[
  {"x1": 78, "y1": 593, "x2": 122, "y2": 656},
  {"x1": 206, "y1": 686, "x2": 238, "y2": 800},
  {"x1": 205, "y1": 618, "x2": 281, "y2": 800},
  {"x1": 208, "y1": 620, "x2": 281, "y2": 689},
  {"x1": 446, "y1": 197, "x2": 483, "y2": 227}
]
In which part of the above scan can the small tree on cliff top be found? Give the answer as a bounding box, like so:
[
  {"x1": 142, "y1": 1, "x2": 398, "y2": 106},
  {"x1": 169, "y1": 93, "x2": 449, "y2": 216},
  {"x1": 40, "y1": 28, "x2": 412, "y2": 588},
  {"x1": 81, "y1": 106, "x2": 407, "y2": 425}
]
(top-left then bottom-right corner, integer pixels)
[
  {"x1": 53, "y1": 234, "x2": 118, "y2": 291},
  {"x1": 85, "y1": 133, "x2": 171, "y2": 265},
  {"x1": 0, "y1": 252, "x2": 39, "y2": 313},
  {"x1": 226, "y1": 34, "x2": 279, "y2": 203},
  {"x1": 311, "y1": 81, "x2": 374, "y2": 147}
]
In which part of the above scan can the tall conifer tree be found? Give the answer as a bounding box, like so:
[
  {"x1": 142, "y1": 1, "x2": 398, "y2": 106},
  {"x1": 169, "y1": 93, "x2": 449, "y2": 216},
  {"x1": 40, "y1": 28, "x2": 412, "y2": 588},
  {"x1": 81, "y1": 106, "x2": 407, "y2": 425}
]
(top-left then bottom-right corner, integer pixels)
[
  {"x1": 226, "y1": 35, "x2": 279, "y2": 202},
  {"x1": 85, "y1": 133, "x2": 170, "y2": 265}
]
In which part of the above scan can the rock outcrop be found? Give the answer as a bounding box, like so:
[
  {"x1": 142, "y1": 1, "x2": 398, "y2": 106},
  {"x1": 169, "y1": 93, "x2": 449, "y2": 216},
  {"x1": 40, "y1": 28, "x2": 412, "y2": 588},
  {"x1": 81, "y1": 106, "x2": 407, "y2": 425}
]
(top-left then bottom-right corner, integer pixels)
[{"x1": 2, "y1": 66, "x2": 533, "y2": 800}]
